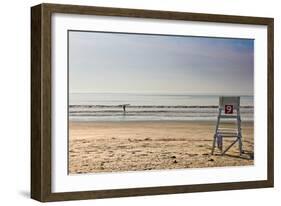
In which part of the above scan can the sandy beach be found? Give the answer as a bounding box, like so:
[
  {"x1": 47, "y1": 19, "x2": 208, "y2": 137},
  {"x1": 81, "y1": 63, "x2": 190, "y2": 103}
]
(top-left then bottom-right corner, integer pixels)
[{"x1": 68, "y1": 121, "x2": 254, "y2": 174}]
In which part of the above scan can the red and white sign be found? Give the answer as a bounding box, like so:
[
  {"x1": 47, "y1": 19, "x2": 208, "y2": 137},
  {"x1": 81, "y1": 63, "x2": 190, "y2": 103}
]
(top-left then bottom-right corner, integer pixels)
[{"x1": 225, "y1": 105, "x2": 233, "y2": 114}]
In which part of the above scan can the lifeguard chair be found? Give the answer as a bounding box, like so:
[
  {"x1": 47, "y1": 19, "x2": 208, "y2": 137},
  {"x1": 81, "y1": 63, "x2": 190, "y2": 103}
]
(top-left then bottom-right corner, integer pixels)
[{"x1": 211, "y1": 96, "x2": 243, "y2": 156}]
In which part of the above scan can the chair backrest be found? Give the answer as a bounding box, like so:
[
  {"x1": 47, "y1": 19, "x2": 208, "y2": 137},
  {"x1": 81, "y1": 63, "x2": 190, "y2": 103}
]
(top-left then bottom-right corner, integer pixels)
[{"x1": 219, "y1": 96, "x2": 240, "y2": 110}]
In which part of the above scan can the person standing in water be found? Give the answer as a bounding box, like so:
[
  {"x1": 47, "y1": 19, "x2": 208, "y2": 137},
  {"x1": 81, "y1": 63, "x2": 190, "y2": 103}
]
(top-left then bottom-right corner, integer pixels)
[{"x1": 121, "y1": 104, "x2": 129, "y2": 114}]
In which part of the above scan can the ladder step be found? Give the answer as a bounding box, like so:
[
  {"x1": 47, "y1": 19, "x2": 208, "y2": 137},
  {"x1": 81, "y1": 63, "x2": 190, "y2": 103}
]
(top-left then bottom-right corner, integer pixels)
[
  {"x1": 220, "y1": 135, "x2": 239, "y2": 138},
  {"x1": 216, "y1": 131, "x2": 239, "y2": 135},
  {"x1": 218, "y1": 128, "x2": 238, "y2": 131},
  {"x1": 217, "y1": 132, "x2": 238, "y2": 137},
  {"x1": 219, "y1": 115, "x2": 239, "y2": 119}
]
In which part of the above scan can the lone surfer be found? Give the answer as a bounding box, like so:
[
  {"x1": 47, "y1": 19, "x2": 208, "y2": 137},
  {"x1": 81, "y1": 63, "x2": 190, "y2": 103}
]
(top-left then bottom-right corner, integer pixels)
[{"x1": 121, "y1": 104, "x2": 129, "y2": 114}]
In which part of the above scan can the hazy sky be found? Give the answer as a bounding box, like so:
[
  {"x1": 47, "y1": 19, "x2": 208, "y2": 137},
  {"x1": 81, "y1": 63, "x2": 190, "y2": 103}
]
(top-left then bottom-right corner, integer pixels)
[{"x1": 69, "y1": 31, "x2": 254, "y2": 95}]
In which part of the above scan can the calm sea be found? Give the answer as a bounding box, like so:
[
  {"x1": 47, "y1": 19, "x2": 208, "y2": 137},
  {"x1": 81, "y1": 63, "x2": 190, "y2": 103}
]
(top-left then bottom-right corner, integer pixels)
[{"x1": 69, "y1": 93, "x2": 254, "y2": 122}]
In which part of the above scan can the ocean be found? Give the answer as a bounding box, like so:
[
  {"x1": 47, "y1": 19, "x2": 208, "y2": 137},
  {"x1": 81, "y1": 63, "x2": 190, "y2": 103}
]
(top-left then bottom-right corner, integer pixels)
[{"x1": 69, "y1": 93, "x2": 254, "y2": 122}]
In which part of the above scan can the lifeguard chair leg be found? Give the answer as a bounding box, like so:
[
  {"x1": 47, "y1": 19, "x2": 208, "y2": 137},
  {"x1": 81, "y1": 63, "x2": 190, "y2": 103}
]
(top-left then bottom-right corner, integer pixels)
[
  {"x1": 238, "y1": 136, "x2": 243, "y2": 156},
  {"x1": 211, "y1": 109, "x2": 222, "y2": 155},
  {"x1": 237, "y1": 109, "x2": 243, "y2": 155},
  {"x1": 211, "y1": 134, "x2": 217, "y2": 155}
]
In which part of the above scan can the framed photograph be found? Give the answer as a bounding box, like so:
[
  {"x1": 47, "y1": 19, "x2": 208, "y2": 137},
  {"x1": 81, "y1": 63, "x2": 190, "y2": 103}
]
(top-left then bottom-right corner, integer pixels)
[{"x1": 31, "y1": 3, "x2": 274, "y2": 202}]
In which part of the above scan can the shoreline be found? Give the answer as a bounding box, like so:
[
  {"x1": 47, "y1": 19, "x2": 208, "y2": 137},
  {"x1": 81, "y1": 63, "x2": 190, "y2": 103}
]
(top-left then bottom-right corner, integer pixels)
[
  {"x1": 69, "y1": 119, "x2": 254, "y2": 123},
  {"x1": 69, "y1": 105, "x2": 254, "y2": 108}
]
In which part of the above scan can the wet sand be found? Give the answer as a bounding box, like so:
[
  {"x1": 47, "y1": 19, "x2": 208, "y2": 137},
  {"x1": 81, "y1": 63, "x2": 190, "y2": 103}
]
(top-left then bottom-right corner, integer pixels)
[{"x1": 68, "y1": 121, "x2": 254, "y2": 174}]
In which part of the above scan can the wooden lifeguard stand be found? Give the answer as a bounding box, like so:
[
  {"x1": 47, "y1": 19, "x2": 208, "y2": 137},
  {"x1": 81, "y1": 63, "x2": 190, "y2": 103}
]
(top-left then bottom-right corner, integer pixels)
[{"x1": 211, "y1": 96, "x2": 243, "y2": 156}]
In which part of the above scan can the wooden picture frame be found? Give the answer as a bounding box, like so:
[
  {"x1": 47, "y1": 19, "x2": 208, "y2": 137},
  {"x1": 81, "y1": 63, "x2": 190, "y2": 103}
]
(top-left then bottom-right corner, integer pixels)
[{"x1": 31, "y1": 3, "x2": 274, "y2": 202}]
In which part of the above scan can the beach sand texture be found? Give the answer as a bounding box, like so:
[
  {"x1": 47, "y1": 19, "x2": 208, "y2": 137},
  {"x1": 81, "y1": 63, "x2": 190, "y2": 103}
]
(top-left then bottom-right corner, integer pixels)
[{"x1": 69, "y1": 121, "x2": 254, "y2": 174}]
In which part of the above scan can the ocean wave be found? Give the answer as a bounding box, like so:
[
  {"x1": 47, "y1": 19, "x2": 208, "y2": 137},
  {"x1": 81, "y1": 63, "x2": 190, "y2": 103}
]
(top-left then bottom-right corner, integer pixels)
[
  {"x1": 69, "y1": 110, "x2": 253, "y2": 114},
  {"x1": 68, "y1": 104, "x2": 254, "y2": 121},
  {"x1": 69, "y1": 104, "x2": 253, "y2": 109}
]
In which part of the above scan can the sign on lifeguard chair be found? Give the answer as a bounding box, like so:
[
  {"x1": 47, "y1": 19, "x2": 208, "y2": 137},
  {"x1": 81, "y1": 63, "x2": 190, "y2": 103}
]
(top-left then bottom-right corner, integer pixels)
[
  {"x1": 211, "y1": 96, "x2": 243, "y2": 156},
  {"x1": 225, "y1": 105, "x2": 233, "y2": 114}
]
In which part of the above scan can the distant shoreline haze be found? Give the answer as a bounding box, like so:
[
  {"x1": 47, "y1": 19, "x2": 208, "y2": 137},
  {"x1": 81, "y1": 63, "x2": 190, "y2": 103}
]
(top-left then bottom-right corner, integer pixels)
[{"x1": 69, "y1": 92, "x2": 254, "y2": 106}]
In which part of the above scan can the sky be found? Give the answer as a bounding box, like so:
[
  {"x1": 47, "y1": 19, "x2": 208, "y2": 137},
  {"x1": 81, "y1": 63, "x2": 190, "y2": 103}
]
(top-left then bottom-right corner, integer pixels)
[{"x1": 69, "y1": 31, "x2": 254, "y2": 95}]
